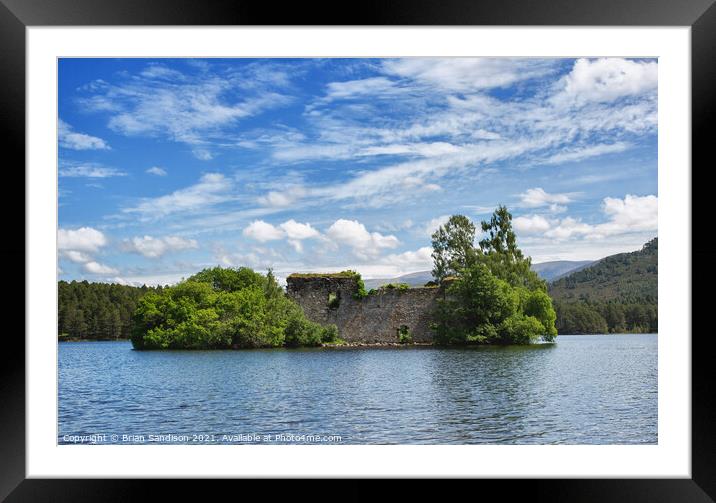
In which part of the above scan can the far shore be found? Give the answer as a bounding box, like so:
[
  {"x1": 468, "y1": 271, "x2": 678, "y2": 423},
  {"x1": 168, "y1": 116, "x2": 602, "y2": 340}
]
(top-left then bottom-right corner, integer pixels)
[
  {"x1": 58, "y1": 332, "x2": 657, "y2": 347},
  {"x1": 59, "y1": 338, "x2": 130, "y2": 342}
]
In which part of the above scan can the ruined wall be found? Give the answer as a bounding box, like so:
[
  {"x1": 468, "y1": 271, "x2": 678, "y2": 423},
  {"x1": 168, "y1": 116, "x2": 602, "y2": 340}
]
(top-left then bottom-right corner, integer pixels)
[{"x1": 286, "y1": 276, "x2": 442, "y2": 343}]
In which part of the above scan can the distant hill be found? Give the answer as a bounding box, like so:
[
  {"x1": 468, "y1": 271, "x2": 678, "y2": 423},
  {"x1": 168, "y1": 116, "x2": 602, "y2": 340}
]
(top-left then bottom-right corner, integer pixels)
[
  {"x1": 548, "y1": 238, "x2": 658, "y2": 334},
  {"x1": 549, "y1": 238, "x2": 658, "y2": 304},
  {"x1": 363, "y1": 259, "x2": 596, "y2": 289},
  {"x1": 363, "y1": 271, "x2": 433, "y2": 289},
  {"x1": 532, "y1": 260, "x2": 595, "y2": 282}
]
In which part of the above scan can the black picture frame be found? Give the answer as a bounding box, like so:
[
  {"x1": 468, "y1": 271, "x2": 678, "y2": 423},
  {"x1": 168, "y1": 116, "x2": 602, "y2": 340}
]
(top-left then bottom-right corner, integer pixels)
[{"x1": 3, "y1": 0, "x2": 714, "y2": 500}]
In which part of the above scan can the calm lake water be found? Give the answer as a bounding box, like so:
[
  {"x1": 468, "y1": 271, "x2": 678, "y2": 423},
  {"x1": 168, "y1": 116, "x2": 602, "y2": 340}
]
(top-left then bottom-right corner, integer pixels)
[{"x1": 58, "y1": 334, "x2": 657, "y2": 445}]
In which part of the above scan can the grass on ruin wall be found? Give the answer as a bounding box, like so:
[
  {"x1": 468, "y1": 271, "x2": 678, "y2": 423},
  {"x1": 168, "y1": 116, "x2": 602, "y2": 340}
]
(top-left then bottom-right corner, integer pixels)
[{"x1": 287, "y1": 271, "x2": 362, "y2": 279}]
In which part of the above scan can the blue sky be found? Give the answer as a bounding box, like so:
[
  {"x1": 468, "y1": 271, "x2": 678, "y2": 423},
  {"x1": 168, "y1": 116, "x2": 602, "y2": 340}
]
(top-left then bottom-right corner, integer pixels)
[{"x1": 58, "y1": 57, "x2": 658, "y2": 285}]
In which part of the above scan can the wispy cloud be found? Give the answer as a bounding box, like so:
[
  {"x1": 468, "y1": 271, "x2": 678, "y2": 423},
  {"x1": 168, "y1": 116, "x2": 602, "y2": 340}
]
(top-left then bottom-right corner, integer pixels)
[
  {"x1": 59, "y1": 58, "x2": 658, "y2": 280},
  {"x1": 543, "y1": 142, "x2": 631, "y2": 165},
  {"x1": 58, "y1": 119, "x2": 110, "y2": 150},
  {"x1": 122, "y1": 173, "x2": 232, "y2": 219},
  {"x1": 59, "y1": 160, "x2": 126, "y2": 178},
  {"x1": 78, "y1": 61, "x2": 296, "y2": 160},
  {"x1": 381, "y1": 58, "x2": 558, "y2": 91},
  {"x1": 249, "y1": 58, "x2": 654, "y2": 211},
  {"x1": 145, "y1": 166, "x2": 167, "y2": 176}
]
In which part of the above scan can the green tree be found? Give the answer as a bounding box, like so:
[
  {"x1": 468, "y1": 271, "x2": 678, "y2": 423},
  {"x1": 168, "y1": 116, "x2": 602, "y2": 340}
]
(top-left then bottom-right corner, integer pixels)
[
  {"x1": 554, "y1": 301, "x2": 608, "y2": 334},
  {"x1": 435, "y1": 262, "x2": 517, "y2": 345},
  {"x1": 521, "y1": 289, "x2": 558, "y2": 341},
  {"x1": 131, "y1": 266, "x2": 337, "y2": 350},
  {"x1": 430, "y1": 208, "x2": 557, "y2": 345},
  {"x1": 430, "y1": 215, "x2": 479, "y2": 283},
  {"x1": 58, "y1": 280, "x2": 154, "y2": 340},
  {"x1": 478, "y1": 205, "x2": 545, "y2": 291}
]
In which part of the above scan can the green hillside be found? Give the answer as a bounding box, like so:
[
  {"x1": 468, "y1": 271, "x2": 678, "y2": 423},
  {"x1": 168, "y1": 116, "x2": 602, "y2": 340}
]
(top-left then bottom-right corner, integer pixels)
[
  {"x1": 549, "y1": 238, "x2": 657, "y2": 334},
  {"x1": 549, "y1": 238, "x2": 657, "y2": 303}
]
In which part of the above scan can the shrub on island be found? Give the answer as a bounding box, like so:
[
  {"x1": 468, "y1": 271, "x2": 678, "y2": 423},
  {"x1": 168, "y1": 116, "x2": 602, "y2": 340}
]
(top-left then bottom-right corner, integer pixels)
[{"x1": 131, "y1": 267, "x2": 337, "y2": 350}]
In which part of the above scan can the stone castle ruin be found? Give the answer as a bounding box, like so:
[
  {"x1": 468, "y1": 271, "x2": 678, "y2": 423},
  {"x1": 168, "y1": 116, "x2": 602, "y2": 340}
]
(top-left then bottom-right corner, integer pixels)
[{"x1": 286, "y1": 273, "x2": 445, "y2": 343}]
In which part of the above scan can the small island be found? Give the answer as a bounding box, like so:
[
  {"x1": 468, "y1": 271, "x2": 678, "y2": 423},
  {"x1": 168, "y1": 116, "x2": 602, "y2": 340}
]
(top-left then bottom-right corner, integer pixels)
[{"x1": 128, "y1": 207, "x2": 558, "y2": 350}]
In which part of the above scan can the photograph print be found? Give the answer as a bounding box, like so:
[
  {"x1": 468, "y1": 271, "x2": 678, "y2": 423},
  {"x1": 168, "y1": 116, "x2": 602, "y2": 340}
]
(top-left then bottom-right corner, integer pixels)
[{"x1": 57, "y1": 57, "x2": 658, "y2": 445}]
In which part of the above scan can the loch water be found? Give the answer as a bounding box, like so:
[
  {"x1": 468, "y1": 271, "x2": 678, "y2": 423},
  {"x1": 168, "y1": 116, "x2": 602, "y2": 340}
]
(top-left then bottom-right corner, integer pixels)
[{"x1": 58, "y1": 334, "x2": 657, "y2": 444}]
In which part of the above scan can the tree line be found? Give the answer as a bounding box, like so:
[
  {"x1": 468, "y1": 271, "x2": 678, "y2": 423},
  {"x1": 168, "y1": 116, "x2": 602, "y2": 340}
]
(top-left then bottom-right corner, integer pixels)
[
  {"x1": 58, "y1": 280, "x2": 161, "y2": 340},
  {"x1": 553, "y1": 300, "x2": 657, "y2": 334}
]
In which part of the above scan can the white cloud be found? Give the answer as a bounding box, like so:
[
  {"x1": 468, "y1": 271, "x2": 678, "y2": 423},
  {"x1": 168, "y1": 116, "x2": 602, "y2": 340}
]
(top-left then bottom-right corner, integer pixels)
[
  {"x1": 471, "y1": 129, "x2": 502, "y2": 140},
  {"x1": 257, "y1": 186, "x2": 307, "y2": 208},
  {"x1": 80, "y1": 63, "x2": 294, "y2": 158},
  {"x1": 544, "y1": 217, "x2": 596, "y2": 240},
  {"x1": 192, "y1": 148, "x2": 213, "y2": 161},
  {"x1": 258, "y1": 191, "x2": 292, "y2": 207},
  {"x1": 303, "y1": 137, "x2": 554, "y2": 208},
  {"x1": 424, "y1": 215, "x2": 451, "y2": 236},
  {"x1": 115, "y1": 271, "x2": 200, "y2": 287},
  {"x1": 251, "y1": 60, "x2": 655, "y2": 212},
  {"x1": 379, "y1": 246, "x2": 433, "y2": 270},
  {"x1": 61, "y1": 59, "x2": 659, "y2": 276},
  {"x1": 58, "y1": 119, "x2": 110, "y2": 150},
  {"x1": 272, "y1": 144, "x2": 353, "y2": 163},
  {"x1": 58, "y1": 226, "x2": 119, "y2": 275},
  {"x1": 58, "y1": 227, "x2": 107, "y2": 253},
  {"x1": 107, "y1": 276, "x2": 135, "y2": 286},
  {"x1": 546, "y1": 195, "x2": 657, "y2": 240},
  {"x1": 146, "y1": 166, "x2": 167, "y2": 176},
  {"x1": 326, "y1": 219, "x2": 399, "y2": 259},
  {"x1": 62, "y1": 250, "x2": 93, "y2": 263},
  {"x1": 140, "y1": 63, "x2": 186, "y2": 80},
  {"x1": 243, "y1": 219, "x2": 321, "y2": 252},
  {"x1": 123, "y1": 173, "x2": 232, "y2": 219},
  {"x1": 325, "y1": 77, "x2": 399, "y2": 100},
  {"x1": 83, "y1": 261, "x2": 119, "y2": 275},
  {"x1": 524, "y1": 194, "x2": 658, "y2": 241},
  {"x1": 280, "y1": 220, "x2": 321, "y2": 253},
  {"x1": 279, "y1": 220, "x2": 320, "y2": 240},
  {"x1": 382, "y1": 58, "x2": 556, "y2": 91},
  {"x1": 212, "y1": 242, "x2": 287, "y2": 270},
  {"x1": 375, "y1": 219, "x2": 414, "y2": 233},
  {"x1": 243, "y1": 220, "x2": 285, "y2": 242},
  {"x1": 544, "y1": 142, "x2": 631, "y2": 165},
  {"x1": 513, "y1": 215, "x2": 553, "y2": 235},
  {"x1": 59, "y1": 162, "x2": 126, "y2": 178},
  {"x1": 520, "y1": 187, "x2": 572, "y2": 207},
  {"x1": 595, "y1": 194, "x2": 658, "y2": 236},
  {"x1": 322, "y1": 246, "x2": 435, "y2": 279},
  {"x1": 123, "y1": 235, "x2": 199, "y2": 258},
  {"x1": 359, "y1": 142, "x2": 461, "y2": 158},
  {"x1": 554, "y1": 58, "x2": 658, "y2": 106}
]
